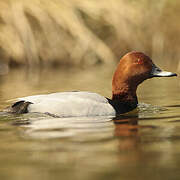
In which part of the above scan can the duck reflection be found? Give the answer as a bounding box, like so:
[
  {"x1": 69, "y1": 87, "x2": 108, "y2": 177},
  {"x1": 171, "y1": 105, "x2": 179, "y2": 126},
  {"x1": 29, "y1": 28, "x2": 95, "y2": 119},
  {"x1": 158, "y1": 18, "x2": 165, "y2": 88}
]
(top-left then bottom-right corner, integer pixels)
[
  {"x1": 113, "y1": 116, "x2": 139, "y2": 151},
  {"x1": 114, "y1": 115, "x2": 139, "y2": 133},
  {"x1": 112, "y1": 115, "x2": 159, "y2": 164}
]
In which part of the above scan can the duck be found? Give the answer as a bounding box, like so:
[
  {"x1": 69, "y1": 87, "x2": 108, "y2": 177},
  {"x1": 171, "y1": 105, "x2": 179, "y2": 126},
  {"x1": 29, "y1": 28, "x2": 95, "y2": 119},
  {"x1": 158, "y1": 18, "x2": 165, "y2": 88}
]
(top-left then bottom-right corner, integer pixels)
[{"x1": 6, "y1": 52, "x2": 177, "y2": 117}]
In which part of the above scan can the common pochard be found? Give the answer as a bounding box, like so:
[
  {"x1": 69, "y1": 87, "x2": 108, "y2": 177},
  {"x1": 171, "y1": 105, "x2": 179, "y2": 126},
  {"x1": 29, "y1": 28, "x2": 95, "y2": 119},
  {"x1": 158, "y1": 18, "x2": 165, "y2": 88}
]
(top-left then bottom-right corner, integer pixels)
[{"x1": 7, "y1": 52, "x2": 177, "y2": 117}]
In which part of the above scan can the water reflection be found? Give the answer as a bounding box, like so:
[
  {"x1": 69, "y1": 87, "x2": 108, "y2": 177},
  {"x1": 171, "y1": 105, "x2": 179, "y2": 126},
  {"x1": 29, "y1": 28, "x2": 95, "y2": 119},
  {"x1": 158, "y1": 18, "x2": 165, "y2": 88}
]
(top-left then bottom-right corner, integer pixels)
[
  {"x1": 114, "y1": 116, "x2": 138, "y2": 135},
  {"x1": 0, "y1": 102, "x2": 180, "y2": 180},
  {"x1": 0, "y1": 67, "x2": 179, "y2": 180},
  {"x1": 10, "y1": 109, "x2": 153, "y2": 140}
]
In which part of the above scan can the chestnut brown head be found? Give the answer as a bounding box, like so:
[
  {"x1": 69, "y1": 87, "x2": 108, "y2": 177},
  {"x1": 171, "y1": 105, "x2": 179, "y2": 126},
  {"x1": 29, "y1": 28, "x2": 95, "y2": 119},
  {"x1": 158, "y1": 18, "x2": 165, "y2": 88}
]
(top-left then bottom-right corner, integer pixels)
[{"x1": 112, "y1": 52, "x2": 177, "y2": 96}]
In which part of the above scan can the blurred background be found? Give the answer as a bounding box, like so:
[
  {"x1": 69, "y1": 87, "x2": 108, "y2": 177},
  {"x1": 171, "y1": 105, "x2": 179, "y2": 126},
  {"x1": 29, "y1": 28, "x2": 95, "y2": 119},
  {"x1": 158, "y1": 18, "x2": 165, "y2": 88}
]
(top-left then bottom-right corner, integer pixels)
[
  {"x1": 0, "y1": 0, "x2": 179, "y2": 70},
  {"x1": 0, "y1": 0, "x2": 179, "y2": 103}
]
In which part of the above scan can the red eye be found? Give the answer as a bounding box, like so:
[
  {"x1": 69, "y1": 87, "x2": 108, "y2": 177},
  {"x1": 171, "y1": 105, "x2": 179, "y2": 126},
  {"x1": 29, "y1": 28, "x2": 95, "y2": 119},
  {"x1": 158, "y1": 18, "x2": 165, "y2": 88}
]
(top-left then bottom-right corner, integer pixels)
[{"x1": 136, "y1": 58, "x2": 143, "y2": 64}]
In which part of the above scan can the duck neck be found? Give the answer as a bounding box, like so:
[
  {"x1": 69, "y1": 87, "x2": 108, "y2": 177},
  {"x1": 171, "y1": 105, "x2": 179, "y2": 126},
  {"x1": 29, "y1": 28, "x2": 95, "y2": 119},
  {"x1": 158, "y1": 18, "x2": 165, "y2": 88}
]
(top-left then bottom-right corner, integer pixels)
[
  {"x1": 108, "y1": 83, "x2": 138, "y2": 114},
  {"x1": 112, "y1": 82, "x2": 138, "y2": 104}
]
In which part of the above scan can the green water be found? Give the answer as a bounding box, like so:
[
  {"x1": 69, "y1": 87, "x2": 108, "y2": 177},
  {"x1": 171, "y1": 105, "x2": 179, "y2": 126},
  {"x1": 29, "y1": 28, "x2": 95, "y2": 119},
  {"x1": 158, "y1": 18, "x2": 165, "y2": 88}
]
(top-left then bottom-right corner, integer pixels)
[{"x1": 0, "y1": 66, "x2": 179, "y2": 180}]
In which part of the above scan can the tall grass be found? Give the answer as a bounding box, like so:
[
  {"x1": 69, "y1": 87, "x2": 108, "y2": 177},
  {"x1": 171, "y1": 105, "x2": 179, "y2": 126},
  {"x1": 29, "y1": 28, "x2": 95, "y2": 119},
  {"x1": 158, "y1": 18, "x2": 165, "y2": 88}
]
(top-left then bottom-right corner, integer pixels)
[{"x1": 0, "y1": 0, "x2": 179, "y2": 69}]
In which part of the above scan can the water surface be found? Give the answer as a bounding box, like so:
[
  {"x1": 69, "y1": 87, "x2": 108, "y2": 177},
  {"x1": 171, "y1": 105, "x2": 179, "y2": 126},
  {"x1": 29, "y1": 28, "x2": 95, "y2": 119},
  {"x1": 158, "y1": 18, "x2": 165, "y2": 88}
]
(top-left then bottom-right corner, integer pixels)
[{"x1": 0, "y1": 66, "x2": 179, "y2": 180}]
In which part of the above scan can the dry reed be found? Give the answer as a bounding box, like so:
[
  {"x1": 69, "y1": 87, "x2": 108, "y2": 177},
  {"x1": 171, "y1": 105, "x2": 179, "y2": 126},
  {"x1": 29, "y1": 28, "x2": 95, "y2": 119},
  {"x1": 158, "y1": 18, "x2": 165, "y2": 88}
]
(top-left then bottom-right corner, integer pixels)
[{"x1": 0, "y1": 0, "x2": 179, "y2": 69}]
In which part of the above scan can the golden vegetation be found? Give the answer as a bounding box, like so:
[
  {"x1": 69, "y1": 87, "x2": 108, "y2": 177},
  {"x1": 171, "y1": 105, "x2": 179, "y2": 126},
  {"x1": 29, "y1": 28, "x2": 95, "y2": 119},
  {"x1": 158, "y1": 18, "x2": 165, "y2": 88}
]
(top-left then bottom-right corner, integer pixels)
[{"x1": 0, "y1": 0, "x2": 179, "y2": 68}]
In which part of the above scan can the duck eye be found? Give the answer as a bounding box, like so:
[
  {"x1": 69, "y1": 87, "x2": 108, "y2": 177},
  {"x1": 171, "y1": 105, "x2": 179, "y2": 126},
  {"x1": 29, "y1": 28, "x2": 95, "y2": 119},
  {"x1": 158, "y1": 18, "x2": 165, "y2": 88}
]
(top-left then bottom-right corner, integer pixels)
[{"x1": 136, "y1": 58, "x2": 143, "y2": 65}]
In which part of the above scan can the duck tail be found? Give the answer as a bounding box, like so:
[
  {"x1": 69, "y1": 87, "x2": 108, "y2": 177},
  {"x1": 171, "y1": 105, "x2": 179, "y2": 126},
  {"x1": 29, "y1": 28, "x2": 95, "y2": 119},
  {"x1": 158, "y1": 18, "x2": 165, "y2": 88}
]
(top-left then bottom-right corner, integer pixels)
[{"x1": 4, "y1": 101, "x2": 32, "y2": 114}]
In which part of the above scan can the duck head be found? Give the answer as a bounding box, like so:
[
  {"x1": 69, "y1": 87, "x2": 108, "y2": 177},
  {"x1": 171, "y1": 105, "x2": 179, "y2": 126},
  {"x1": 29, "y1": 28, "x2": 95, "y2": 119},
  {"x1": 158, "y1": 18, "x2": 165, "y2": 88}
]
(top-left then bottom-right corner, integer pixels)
[{"x1": 112, "y1": 51, "x2": 177, "y2": 101}]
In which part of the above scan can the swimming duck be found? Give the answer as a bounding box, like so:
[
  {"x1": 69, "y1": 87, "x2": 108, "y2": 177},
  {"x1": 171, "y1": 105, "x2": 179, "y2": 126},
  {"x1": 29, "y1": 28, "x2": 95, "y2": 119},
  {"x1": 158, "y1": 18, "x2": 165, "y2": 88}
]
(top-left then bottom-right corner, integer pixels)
[{"x1": 7, "y1": 52, "x2": 177, "y2": 117}]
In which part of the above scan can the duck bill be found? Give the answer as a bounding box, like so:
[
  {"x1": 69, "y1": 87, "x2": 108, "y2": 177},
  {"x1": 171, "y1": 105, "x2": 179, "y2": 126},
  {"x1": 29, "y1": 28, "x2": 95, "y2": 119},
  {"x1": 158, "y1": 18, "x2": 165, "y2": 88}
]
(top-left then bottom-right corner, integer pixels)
[{"x1": 150, "y1": 64, "x2": 177, "y2": 78}]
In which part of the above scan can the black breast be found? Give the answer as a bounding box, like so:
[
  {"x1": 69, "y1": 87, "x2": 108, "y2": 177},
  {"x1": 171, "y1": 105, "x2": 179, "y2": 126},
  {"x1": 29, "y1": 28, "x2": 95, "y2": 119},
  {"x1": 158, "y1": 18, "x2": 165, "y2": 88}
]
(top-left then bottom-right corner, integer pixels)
[{"x1": 106, "y1": 98, "x2": 137, "y2": 115}]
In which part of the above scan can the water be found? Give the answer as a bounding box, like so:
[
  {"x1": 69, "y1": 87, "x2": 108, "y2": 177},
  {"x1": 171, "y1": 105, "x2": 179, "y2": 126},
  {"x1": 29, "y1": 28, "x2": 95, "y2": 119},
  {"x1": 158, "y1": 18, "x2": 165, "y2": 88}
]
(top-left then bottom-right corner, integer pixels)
[{"x1": 0, "y1": 66, "x2": 179, "y2": 180}]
